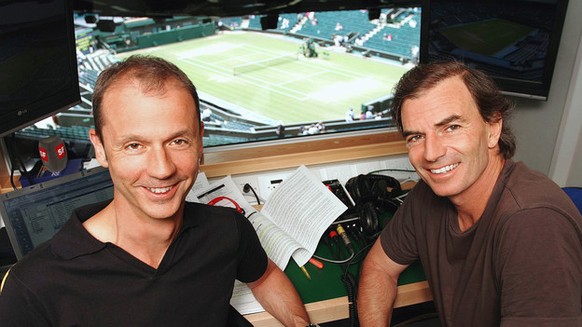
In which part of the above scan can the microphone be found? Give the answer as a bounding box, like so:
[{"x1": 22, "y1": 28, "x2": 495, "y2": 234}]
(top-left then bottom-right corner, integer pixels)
[{"x1": 38, "y1": 136, "x2": 68, "y2": 173}]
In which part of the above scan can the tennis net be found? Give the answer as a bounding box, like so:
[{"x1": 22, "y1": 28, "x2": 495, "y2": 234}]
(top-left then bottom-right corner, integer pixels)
[{"x1": 233, "y1": 53, "x2": 298, "y2": 76}]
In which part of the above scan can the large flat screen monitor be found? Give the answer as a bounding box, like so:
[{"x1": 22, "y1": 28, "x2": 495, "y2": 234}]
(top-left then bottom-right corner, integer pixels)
[
  {"x1": 0, "y1": 0, "x2": 81, "y2": 138},
  {"x1": 420, "y1": 0, "x2": 569, "y2": 100}
]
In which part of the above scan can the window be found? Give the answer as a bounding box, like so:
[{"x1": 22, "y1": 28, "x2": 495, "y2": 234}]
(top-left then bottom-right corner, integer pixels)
[{"x1": 7, "y1": 7, "x2": 420, "y2": 177}]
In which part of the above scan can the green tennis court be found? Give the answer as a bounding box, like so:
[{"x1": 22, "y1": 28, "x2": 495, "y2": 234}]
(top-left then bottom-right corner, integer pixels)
[{"x1": 117, "y1": 31, "x2": 410, "y2": 124}]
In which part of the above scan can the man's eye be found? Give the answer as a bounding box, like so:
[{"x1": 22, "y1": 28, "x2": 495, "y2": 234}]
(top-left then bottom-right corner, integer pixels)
[
  {"x1": 406, "y1": 135, "x2": 422, "y2": 145},
  {"x1": 126, "y1": 143, "x2": 142, "y2": 150},
  {"x1": 446, "y1": 124, "x2": 461, "y2": 132},
  {"x1": 172, "y1": 139, "x2": 188, "y2": 146}
]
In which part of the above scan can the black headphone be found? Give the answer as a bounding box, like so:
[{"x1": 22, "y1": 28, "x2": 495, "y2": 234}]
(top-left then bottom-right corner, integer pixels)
[{"x1": 345, "y1": 174, "x2": 402, "y2": 239}]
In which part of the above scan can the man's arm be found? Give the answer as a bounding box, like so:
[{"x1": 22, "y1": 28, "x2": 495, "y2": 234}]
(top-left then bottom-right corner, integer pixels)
[
  {"x1": 248, "y1": 259, "x2": 311, "y2": 327},
  {"x1": 358, "y1": 239, "x2": 409, "y2": 327}
]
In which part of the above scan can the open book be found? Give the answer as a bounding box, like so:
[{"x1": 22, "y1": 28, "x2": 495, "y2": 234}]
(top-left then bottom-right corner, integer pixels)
[{"x1": 188, "y1": 165, "x2": 347, "y2": 314}]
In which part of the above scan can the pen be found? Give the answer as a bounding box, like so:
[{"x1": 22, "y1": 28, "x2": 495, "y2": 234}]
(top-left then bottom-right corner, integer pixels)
[
  {"x1": 197, "y1": 184, "x2": 225, "y2": 199},
  {"x1": 299, "y1": 265, "x2": 311, "y2": 280}
]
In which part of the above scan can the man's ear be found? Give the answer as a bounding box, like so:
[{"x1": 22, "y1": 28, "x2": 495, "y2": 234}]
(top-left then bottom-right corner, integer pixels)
[
  {"x1": 487, "y1": 113, "x2": 503, "y2": 149},
  {"x1": 89, "y1": 129, "x2": 109, "y2": 168},
  {"x1": 198, "y1": 122, "x2": 204, "y2": 159}
]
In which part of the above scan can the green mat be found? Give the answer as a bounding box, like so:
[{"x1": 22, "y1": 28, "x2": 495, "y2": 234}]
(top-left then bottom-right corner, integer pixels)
[{"x1": 284, "y1": 213, "x2": 426, "y2": 304}]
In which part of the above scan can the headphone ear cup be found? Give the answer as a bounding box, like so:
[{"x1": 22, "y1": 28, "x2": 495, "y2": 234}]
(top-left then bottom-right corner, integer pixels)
[
  {"x1": 367, "y1": 174, "x2": 402, "y2": 199},
  {"x1": 346, "y1": 174, "x2": 373, "y2": 205},
  {"x1": 358, "y1": 202, "x2": 379, "y2": 238}
]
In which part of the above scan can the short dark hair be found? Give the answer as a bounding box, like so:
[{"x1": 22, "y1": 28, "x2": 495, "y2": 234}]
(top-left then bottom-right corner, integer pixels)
[
  {"x1": 391, "y1": 61, "x2": 516, "y2": 159},
  {"x1": 92, "y1": 55, "x2": 201, "y2": 139}
]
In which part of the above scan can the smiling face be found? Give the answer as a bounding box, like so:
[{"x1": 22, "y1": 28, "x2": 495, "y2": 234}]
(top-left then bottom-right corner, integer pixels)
[
  {"x1": 401, "y1": 76, "x2": 502, "y2": 201},
  {"x1": 89, "y1": 77, "x2": 203, "y2": 222}
]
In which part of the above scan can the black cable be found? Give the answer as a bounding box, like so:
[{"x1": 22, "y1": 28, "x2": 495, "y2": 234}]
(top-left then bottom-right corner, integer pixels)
[
  {"x1": 243, "y1": 183, "x2": 261, "y2": 205},
  {"x1": 6, "y1": 134, "x2": 33, "y2": 189},
  {"x1": 340, "y1": 241, "x2": 374, "y2": 327},
  {"x1": 10, "y1": 165, "x2": 17, "y2": 191},
  {"x1": 342, "y1": 272, "x2": 359, "y2": 327}
]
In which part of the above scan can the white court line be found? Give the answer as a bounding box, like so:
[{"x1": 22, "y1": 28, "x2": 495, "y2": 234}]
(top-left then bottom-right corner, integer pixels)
[{"x1": 178, "y1": 45, "x2": 374, "y2": 102}]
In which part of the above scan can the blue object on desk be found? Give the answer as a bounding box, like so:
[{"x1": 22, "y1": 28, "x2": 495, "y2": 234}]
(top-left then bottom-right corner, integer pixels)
[{"x1": 20, "y1": 158, "x2": 84, "y2": 187}]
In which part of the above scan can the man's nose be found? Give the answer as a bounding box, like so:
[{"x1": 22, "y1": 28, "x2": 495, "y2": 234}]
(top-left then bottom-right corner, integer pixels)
[
  {"x1": 423, "y1": 135, "x2": 446, "y2": 162},
  {"x1": 148, "y1": 147, "x2": 176, "y2": 179}
]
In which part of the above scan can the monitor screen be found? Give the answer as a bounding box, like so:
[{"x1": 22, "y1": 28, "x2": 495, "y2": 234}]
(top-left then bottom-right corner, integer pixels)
[
  {"x1": 0, "y1": 0, "x2": 81, "y2": 138},
  {"x1": 420, "y1": 0, "x2": 569, "y2": 100},
  {"x1": 0, "y1": 167, "x2": 113, "y2": 259}
]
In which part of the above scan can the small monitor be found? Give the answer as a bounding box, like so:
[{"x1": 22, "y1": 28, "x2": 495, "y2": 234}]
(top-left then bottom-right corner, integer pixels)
[{"x1": 0, "y1": 167, "x2": 113, "y2": 260}]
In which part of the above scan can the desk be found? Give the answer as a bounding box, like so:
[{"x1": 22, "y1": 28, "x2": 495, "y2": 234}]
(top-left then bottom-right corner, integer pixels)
[
  {"x1": 246, "y1": 281, "x2": 432, "y2": 326},
  {"x1": 245, "y1": 232, "x2": 431, "y2": 326}
]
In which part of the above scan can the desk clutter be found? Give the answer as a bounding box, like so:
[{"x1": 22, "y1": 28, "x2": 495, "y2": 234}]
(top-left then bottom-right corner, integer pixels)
[{"x1": 191, "y1": 165, "x2": 417, "y2": 323}]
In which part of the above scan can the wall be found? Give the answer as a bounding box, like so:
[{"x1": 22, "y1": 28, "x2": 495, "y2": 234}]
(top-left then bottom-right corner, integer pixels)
[
  {"x1": 511, "y1": 0, "x2": 582, "y2": 186},
  {"x1": 550, "y1": 23, "x2": 582, "y2": 187},
  {"x1": 220, "y1": 154, "x2": 416, "y2": 204},
  {"x1": 0, "y1": 140, "x2": 11, "y2": 195}
]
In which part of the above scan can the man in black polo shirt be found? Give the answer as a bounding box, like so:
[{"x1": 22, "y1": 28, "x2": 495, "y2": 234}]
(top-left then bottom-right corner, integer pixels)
[{"x1": 0, "y1": 55, "x2": 313, "y2": 326}]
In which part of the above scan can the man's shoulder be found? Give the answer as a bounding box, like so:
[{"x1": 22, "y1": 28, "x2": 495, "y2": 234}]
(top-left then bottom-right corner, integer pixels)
[
  {"x1": 495, "y1": 161, "x2": 582, "y2": 232},
  {"x1": 6, "y1": 242, "x2": 59, "y2": 290},
  {"x1": 184, "y1": 201, "x2": 240, "y2": 216},
  {"x1": 183, "y1": 202, "x2": 246, "y2": 228},
  {"x1": 502, "y1": 161, "x2": 576, "y2": 212}
]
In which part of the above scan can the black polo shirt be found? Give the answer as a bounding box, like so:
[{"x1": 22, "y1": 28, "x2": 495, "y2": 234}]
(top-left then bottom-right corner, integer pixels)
[{"x1": 0, "y1": 201, "x2": 268, "y2": 326}]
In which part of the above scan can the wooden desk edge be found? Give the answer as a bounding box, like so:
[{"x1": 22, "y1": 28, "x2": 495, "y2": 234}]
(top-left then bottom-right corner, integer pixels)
[
  {"x1": 200, "y1": 137, "x2": 407, "y2": 178},
  {"x1": 245, "y1": 281, "x2": 431, "y2": 326}
]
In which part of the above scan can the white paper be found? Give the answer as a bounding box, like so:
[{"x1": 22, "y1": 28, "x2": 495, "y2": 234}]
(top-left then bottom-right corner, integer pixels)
[
  {"x1": 185, "y1": 172, "x2": 209, "y2": 203},
  {"x1": 261, "y1": 165, "x2": 347, "y2": 266},
  {"x1": 247, "y1": 211, "x2": 302, "y2": 269}
]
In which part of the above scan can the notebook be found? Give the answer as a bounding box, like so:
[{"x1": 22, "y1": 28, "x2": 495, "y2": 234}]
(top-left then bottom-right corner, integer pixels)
[{"x1": 0, "y1": 167, "x2": 113, "y2": 260}]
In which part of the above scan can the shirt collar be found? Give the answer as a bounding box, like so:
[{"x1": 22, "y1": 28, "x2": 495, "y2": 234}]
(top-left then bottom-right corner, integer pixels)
[
  {"x1": 50, "y1": 200, "x2": 110, "y2": 260},
  {"x1": 50, "y1": 201, "x2": 203, "y2": 260}
]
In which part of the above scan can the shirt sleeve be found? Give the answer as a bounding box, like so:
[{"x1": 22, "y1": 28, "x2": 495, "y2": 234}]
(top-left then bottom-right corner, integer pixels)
[
  {"x1": 234, "y1": 214, "x2": 268, "y2": 283},
  {"x1": 380, "y1": 183, "x2": 425, "y2": 265},
  {"x1": 496, "y1": 207, "x2": 582, "y2": 325}
]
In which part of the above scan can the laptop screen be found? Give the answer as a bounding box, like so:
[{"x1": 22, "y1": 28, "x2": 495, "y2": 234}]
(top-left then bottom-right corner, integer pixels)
[{"x1": 0, "y1": 167, "x2": 114, "y2": 260}]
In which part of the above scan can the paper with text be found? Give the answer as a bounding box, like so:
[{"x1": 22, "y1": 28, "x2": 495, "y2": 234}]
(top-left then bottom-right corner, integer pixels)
[{"x1": 260, "y1": 165, "x2": 347, "y2": 267}]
